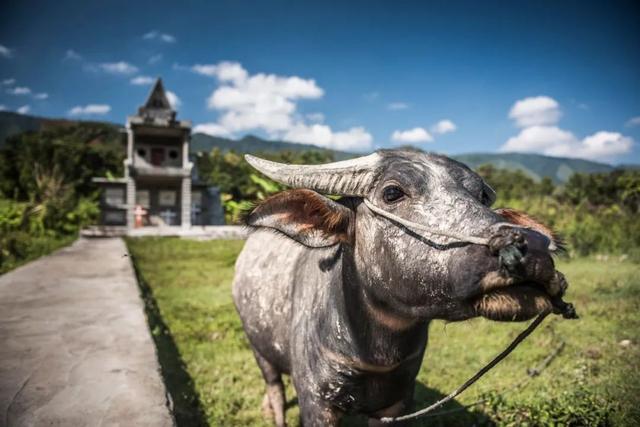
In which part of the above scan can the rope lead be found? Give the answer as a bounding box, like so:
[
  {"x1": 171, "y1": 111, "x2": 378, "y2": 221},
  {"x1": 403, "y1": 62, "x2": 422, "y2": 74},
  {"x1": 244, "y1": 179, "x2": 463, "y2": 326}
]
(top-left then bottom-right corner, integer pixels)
[{"x1": 379, "y1": 313, "x2": 549, "y2": 423}]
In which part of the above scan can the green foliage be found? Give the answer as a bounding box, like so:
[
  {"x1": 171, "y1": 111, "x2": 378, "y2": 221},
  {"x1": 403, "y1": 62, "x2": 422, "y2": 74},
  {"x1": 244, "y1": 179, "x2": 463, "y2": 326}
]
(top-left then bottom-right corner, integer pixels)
[
  {"x1": 0, "y1": 123, "x2": 124, "y2": 200},
  {"x1": 0, "y1": 123, "x2": 120, "y2": 273},
  {"x1": 0, "y1": 197, "x2": 98, "y2": 273}
]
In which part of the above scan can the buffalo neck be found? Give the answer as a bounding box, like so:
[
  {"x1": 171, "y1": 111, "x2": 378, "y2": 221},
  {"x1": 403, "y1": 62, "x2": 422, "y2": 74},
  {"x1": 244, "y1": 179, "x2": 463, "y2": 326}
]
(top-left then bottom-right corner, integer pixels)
[{"x1": 315, "y1": 244, "x2": 429, "y2": 369}]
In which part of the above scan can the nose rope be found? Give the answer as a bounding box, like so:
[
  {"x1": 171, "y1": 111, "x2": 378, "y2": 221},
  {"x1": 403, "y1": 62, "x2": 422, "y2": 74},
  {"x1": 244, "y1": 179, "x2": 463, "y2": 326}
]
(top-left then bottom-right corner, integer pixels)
[
  {"x1": 378, "y1": 313, "x2": 549, "y2": 423},
  {"x1": 363, "y1": 199, "x2": 494, "y2": 246}
]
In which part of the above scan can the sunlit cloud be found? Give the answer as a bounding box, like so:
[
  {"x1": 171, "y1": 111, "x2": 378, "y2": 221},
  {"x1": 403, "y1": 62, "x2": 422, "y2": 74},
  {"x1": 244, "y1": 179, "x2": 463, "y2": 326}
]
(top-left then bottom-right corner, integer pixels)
[
  {"x1": 64, "y1": 49, "x2": 82, "y2": 61},
  {"x1": 166, "y1": 91, "x2": 181, "y2": 109},
  {"x1": 0, "y1": 44, "x2": 13, "y2": 58},
  {"x1": 97, "y1": 61, "x2": 138, "y2": 75},
  {"x1": 7, "y1": 86, "x2": 31, "y2": 95},
  {"x1": 509, "y1": 96, "x2": 561, "y2": 128},
  {"x1": 431, "y1": 119, "x2": 457, "y2": 135},
  {"x1": 391, "y1": 127, "x2": 433, "y2": 144},
  {"x1": 143, "y1": 30, "x2": 176, "y2": 43},
  {"x1": 193, "y1": 61, "x2": 372, "y2": 150},
  {"x1": 130, "y1": 76, "x2": 155, "y2": 85},
  {"x1": 626, "y1": 116, "x2": 640, "y2": 128},
  {"x1": 502, "y1": 96, "x2": 633, "y2": 162},
  {"x1": 387, "y1": 102, "x2": 409, "y2": 110},
  {"x1": 68, "y1": 104, "x2": 111, "y2": 116}
]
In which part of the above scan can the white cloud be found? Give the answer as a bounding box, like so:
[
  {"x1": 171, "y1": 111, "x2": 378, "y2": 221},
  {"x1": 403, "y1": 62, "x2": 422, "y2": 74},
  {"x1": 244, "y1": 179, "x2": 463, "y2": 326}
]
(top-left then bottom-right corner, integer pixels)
[
  {"x1": 192, "y1": 61, "x2": 249, "y2": 85},
  {"x1": 206, "y1": 67, "x2": 323, "y2": 133},
  {"x1": 503, "y1": 96, "x2": 634, "y2": 161},
  {"x1": 0, "y1": 105, "x2": 6, "y2": 111},
  {"x1": 431, "y1": 119, "x2": 457, "y2": 135},
  {"x1": 0, "y1": 44, "x2": 12, "y2": 58},
  {"x1": 148, "y1": 54, "x2": 163, "y2": 65},
  {"x1": 502, "y1": 126, "x2": 576, "y2": 153},
  {"x1": 98, "y1": 61, "x2": 138, "y2": 75},
  {"x1": 306, "y1": 112, "x2": 325, "y2": 123},
  {"x1": 391, "y1": 127, "x2": 433, "y2": 144},
  {"x1": 2, "y1": 78, "x2": 15, "y2": 86},
  {"x1": 509, "y1": 96, "x2": 561, "y2": 128},
  {"x1": 388, "y1": 102, "x2": 409, "y2": 111},
  {"x1": 166, "y1": 91, "x2": 181, "y2": 109},
  {"x1": 193, "y1": 123, "x2": 232, "y2": 138},
  {"x1": 68, "y1": 104, "x2": 111, "y2": 116},
  {"x1": 205, "y1": 63, "x2": 319, "y2": 129},
  {"x1": 64, "y1": 49, "x2": 82, "y2": 61},
  {"x1": 501, "y1": 126, "x2": 633, "y2": 162},
  {"x1": 143, "y1": 31, "x2": 176, "y2": 43},
  {"x1": 130, "y1": 75, "x2": 155, "y2": 85},
  {"x1": 7, "y1": 86, "x2": 31, "y2": 95},
  {"x1": 283, "y1": 124, "x2": 372, "y2": 151},
  {"x1": 626, "y1": 116, "x2": 640, "y2": 127},
  {"x1": 17, "y1": 105, "x2": 30, "y2": 114},
  {"x1": 5, "y1": 86, "x2": 48, "y2": 100},
  {"x1": 577, "y1": 132, "x2": 633, "y2": 160},
  {"x1": 194, "y1": 61, "x2": 372, "y2": 150}
]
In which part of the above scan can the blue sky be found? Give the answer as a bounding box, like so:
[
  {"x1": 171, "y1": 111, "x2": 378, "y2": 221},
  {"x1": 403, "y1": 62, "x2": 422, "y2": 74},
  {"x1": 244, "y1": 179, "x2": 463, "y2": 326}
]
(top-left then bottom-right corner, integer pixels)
[{"x1": 1, "y1": 0, "x2": 639, "y2": 163}]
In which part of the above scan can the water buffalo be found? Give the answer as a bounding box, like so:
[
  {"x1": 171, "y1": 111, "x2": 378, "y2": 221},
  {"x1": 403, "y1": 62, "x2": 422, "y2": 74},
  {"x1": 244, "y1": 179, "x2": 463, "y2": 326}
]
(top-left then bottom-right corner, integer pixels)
[{"x1": 232, "y1": 149, "x2": 568, "y2": 426}]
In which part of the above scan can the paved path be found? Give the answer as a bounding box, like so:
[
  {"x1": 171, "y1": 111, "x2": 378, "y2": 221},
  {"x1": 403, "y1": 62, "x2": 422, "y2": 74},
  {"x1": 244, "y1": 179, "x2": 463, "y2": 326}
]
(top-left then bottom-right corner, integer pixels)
[{"x1": 0, "y1": 238, "x2": 173, "y2": 427}]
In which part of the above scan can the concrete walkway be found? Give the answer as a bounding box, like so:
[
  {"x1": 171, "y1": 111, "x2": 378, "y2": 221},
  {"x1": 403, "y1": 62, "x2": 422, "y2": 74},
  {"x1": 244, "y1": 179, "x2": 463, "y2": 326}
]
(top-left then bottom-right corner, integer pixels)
[{"x1": 0, "y1": 238, "x2": 173, "y2": 427}]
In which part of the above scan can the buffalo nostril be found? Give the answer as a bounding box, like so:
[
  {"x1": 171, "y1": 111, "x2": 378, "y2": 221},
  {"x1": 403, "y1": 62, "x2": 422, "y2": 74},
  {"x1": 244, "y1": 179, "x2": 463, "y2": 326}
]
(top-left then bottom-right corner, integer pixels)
[{"x1": 498, "y1": 245, "x2": 525, "y2": 277}]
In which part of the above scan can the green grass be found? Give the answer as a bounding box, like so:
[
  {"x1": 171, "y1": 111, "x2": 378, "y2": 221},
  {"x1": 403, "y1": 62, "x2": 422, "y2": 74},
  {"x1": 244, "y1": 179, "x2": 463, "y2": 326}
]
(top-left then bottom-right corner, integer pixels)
[{"x1": 126, "y1": 237, "x2": 640, "y2": 426}]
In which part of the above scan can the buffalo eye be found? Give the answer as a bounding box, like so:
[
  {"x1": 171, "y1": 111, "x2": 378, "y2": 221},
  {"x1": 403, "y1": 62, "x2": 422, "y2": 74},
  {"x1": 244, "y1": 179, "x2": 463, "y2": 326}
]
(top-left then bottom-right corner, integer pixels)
[
  {"x1": 480, "y1": 188, "x2": 496, "y2": 207},
  {"x1": 382, "y1": 185, "x2": 405, "y2": 204},
  {"x1": 481, "y1": 191, "x2": 491, "y2": 206}
]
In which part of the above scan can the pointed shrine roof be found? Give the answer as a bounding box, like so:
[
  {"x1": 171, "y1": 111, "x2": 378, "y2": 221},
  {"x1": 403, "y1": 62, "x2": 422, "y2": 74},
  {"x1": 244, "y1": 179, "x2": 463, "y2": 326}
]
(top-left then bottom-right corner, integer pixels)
[{"x1": 137, "y1": 78, "x2": 176, "y2": 122}]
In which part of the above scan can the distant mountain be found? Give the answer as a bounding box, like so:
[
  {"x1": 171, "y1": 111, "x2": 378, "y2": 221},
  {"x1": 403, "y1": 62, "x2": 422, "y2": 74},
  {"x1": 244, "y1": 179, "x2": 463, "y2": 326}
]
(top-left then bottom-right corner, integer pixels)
[
  {"x1": 191, "y1": 132, "x2": 354, "y2": 160},
  {"x1": 0, "y1": 111, "x2": 121, "y2": 146},
  {"x1": 193, "y1": 134, "x2": 616, "y2": 183},
  {"x1": 0, "y1": 111, "x2": 46, "y2": 145},
  {"x1": 0, "y1": 111, "x2": 630, "y2": 183},
  {"x1": 452, "y1": 152, "x2": 615, "y2": 183}
]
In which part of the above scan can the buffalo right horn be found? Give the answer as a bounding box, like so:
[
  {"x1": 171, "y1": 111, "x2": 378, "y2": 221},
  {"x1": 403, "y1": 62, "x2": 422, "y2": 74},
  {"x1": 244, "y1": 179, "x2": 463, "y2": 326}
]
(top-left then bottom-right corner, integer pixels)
[{"x1": 244, "y1": 153, "x2": 381, "y2": 197}]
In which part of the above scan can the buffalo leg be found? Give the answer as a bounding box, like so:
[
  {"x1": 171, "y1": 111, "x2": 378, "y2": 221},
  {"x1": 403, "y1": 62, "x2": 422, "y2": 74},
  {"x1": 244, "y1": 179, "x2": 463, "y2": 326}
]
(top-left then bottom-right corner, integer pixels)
[
  {"x1": 253, "y1": 349, "x2": 286, "y2": 427},
  {"x1": 296, "y1": 392, "x2": 342, "y2": 427}
]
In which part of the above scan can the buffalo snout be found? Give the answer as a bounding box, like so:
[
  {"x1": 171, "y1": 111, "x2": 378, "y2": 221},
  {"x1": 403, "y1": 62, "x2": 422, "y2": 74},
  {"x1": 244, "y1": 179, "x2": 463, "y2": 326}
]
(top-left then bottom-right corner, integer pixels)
[{"x1": 488, "y1": 226, "x2": 556, "y2": 286}]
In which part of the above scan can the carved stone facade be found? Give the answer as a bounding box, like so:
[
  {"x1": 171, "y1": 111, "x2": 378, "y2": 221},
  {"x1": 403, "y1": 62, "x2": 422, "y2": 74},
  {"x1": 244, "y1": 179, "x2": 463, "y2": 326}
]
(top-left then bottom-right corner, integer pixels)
[{"x1": 93, "y1": 78, "x2": 224, "y2": 230}]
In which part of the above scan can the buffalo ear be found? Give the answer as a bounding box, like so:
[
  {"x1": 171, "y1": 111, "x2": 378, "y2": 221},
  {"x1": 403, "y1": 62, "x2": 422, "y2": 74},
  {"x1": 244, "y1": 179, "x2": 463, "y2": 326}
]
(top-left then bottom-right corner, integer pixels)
[{"x1": 245, "y1": 189, "x2": 354, "y2": 248}]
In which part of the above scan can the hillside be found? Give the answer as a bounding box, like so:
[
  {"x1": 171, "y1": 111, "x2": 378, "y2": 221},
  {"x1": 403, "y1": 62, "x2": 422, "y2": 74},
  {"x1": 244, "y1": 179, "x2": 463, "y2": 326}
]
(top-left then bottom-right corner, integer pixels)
[
  {"x1": 193, "y1": 133, "x2": 616, "y2": 183},
  {"x1": 0, "y1": 111, "x2": 46, "y2": 145},
  {"x1": 191, "y1": 132, "x2": 354, "y2": 160},
  {"x1": 452, "y1": 152, "x2": 614, "y2": 183},
  {"x1": 0, "y1": 111, "x2": 121, "y2": 146},
  {"x1": 0, "y1": 111, "x2": 626, "y2": 183}
]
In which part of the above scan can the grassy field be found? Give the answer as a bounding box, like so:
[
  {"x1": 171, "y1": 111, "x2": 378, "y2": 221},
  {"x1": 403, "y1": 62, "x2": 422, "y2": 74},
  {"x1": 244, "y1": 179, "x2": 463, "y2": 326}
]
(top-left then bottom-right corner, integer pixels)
[{"x1": 126, "y1": 237, "x2": 640, "y2": 426}]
